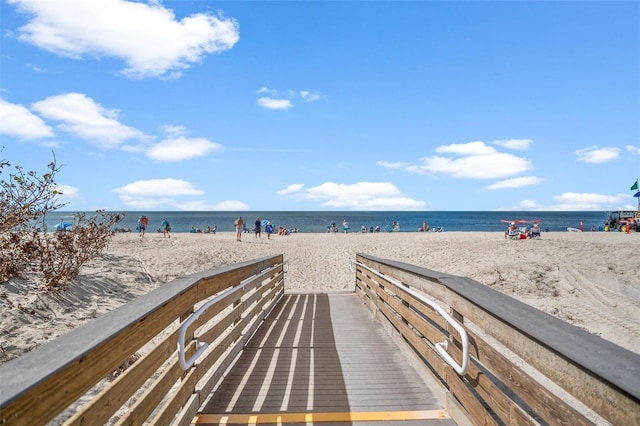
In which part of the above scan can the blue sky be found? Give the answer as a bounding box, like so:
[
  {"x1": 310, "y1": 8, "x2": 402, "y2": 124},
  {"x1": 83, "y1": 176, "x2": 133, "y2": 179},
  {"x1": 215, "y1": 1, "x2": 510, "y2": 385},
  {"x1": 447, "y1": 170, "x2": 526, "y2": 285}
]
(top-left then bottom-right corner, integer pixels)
[{"x1": 1, "y1": 0, "x2": 639, "y2": 212}]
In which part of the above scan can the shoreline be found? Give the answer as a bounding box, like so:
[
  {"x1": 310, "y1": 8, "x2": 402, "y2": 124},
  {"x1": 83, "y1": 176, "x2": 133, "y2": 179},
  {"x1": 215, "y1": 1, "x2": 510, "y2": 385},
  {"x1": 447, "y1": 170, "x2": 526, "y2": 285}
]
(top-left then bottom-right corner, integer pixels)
[{"x1": 44, "y1": 210, "x2": 619, "y2": 234}]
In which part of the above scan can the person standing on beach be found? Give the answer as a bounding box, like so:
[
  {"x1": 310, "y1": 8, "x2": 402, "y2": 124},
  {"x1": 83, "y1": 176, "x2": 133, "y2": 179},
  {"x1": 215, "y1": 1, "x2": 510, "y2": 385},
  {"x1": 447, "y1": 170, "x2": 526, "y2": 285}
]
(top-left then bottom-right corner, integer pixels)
[
  {"x1": 138, "y1": 216, "x2": 147, "y2": 237},
  {"x1": 234, "y1": 216, "x2": 244, "y2": 241},
  {"x1": 342, "y1": 219, "x2": 350, "y2": 234},
  {"x1": 161, "y1": 218, "x2": 171, "y2": 238},
  {"x1": 265, "y1": 221, "x2": 273, "y2": 239},
  {"x1": 254, "y1": 217, "x2": 262, "y2": 238}
]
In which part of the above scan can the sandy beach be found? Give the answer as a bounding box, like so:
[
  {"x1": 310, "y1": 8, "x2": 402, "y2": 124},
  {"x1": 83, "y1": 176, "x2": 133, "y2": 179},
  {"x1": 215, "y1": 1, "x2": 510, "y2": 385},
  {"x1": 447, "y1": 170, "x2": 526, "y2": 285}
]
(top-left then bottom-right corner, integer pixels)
[{"x1": 1, "y1": 230, "x2": 639, "y2": 364}]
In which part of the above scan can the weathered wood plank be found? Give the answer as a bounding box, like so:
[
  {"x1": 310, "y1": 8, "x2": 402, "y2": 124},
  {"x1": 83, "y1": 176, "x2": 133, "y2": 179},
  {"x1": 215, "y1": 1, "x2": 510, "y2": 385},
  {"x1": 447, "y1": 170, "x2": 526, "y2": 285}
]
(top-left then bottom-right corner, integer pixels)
[
  {"x1": 199, "y1": 294, "x2": 453, "y2": 424},
  {"x1": 176, "y1": 291, "x2": 284, "y2": 426},
  {"x1": 0, "y1": 255, "x2": 284, "y2": 425},
  {"x1": 356, "y1": 253, "x2": 640, "y2": 426},
  {"x1": 379, "y1": 290, "x2": 535, "y2": 425},
  {"x1": 114, "y1": 340, "x2": 196, "y2": 426},
  {"x1": 445, "y1": 366, "x2": 500, "y2": 426},
  {"x1": 449, "y1": 328, "x2": 592, "y2": 426},
  {"x1": 160, "y1": 283, "x2": 282, "y2": 425},
  {"x1": 374, "y1": 280, "x2": 448, "y2": 347},
  {"x1": 116, "y1": 278, "x2": 283, "y2": 425},
  {"x1": 375, "y1": 296, "x2": 448, "y2": 383},
  {"x1": 65, "y1": 323, "x2": 180, "y2": 425},
  {"x1": 1, "y1": 284, "x2": 197, "y2": 425},
  {"x1": 444, "y1": 285, "x2": 640, "y2": 425}
]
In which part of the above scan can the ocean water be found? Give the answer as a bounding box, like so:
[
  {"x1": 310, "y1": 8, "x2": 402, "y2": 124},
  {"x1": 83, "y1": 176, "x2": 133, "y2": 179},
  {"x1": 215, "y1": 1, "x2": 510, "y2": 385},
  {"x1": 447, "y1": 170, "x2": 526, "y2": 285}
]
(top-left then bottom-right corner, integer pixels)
[{"x1": 42, "y1": 211, "x2": 614, "y2": 233}]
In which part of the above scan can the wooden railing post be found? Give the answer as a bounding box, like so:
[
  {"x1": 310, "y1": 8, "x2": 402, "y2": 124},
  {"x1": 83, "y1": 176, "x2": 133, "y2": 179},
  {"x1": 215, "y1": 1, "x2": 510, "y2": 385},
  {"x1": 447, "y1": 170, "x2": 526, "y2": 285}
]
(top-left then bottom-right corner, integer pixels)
[{"x1": 449, "y1": 308, "x2": 464, "y2": 355}]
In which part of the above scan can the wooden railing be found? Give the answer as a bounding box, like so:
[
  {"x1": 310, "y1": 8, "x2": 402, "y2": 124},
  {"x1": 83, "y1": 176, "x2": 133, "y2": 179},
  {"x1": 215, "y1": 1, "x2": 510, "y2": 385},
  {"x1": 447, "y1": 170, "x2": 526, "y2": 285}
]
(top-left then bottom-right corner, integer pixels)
[
  {"x1": 0, "y1": 254, "x2": 285, "y2": 425},
  {"x1": 353, "y1": 253, "x2": 640, "y2": 426}
]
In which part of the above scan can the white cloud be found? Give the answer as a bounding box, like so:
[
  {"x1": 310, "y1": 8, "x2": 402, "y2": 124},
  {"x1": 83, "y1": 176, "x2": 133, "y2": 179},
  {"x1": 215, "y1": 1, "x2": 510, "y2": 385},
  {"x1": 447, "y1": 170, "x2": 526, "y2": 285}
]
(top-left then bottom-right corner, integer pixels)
[
  {"x1": 626, "y1": 145, "x2": 640, "y2": 155},
  {"x1": 576, "y1": 146, "x2": 620, "y2": 163},
  {"x1": 256, "y1": 87, "x2": 276, "y2": 95},
  {"x1": 398, "y1": 141, "x2": 531, "y2": 179},
  {"x1": 31, "y1": 92, "x2": 147, "y2": 148},
  {"x1": 114, "y1": 178, "x2": 204, "y2": 197},
  {"x1": 176, "y1": 200, "x2": 249, "y2": 211},
  {"x1": 257, "y1": 97, "x2": 293, "y2": 110},
  {"x1": 277, "y1": 184, "x2": 305, "y2": 195},
  {"x1": 486, "y1": 176, "x2": 544, "y2": 190},
  {"x1": 512, "y1": 199, "x2": 544, "y2": 210},
  {"x1": 114, "y1": 178, "x2": 203, "y2": 208},
  {"x1": 162, "y1": 124, "x2": 187, "y2": 137},
  {"x1": 278, "y1": 181, "x2": 426, "y2": 210},
  {"x1": 55, "y1": 184, "x2": 80, "y2": 200},
  {"x1": 549, "y1": 192, "x2": 630, "y2": 210},
  {"x1": 492, "y1": 139, "x2": 533, "y2": 150},
  {"x1": 255, "y1": 88, "x2": 321, "y2": 109},
  {"x1": 0, "y1": 98, "x2": 54, "y2": 139},
  {"x1": 146, "y1": 136, "x2": 223, "y2": 162},
  {"x1": 115, "y1": 195, "x2": 169, "y2": 209},
  {"x1": 500, "y1": 192, "x2": 631, "y2": 211},
  {"x1": 113, "y1": 178, "x2": 246, "y2": 210},
  {"x1": 8, "y1": 0, "x2": 239, "y2": 79},
  {"x1": 385, "y1": 140, "x2": 533, "y2": 180},
  {"x1": 553, "y1": 192, "x2": 625, "y2": 204},
  {"x1": 376, "y1": 160, "x2": 409, "y2": 169},
  {"x1": 435, "y1": 141, "x2": 496, "y2": 156},
  {"x1": 300, "y1": 91, "x2": 321, "y2": 102},
  {"x1": 26, "y1": 63, "x2": 46, "y2": 73}
]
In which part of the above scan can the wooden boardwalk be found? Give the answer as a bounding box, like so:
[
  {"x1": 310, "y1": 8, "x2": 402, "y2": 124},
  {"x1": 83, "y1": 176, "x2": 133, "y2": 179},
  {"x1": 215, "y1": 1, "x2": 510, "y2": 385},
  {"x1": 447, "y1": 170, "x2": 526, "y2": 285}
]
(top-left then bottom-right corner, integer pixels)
[
  {"x1": 195, "y1": 293, "x2": 456, "y2": 425},
  {"x1": 2, "y1": 254, "x2": 636, "y2": 425}
]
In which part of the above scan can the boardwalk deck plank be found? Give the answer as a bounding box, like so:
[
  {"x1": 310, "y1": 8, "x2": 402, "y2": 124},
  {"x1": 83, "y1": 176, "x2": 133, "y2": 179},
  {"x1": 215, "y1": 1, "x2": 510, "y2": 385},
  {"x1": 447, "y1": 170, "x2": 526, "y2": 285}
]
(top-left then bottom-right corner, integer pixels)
[{"x1": 199, "y1": 293, "x2": 455, "y2": 425}]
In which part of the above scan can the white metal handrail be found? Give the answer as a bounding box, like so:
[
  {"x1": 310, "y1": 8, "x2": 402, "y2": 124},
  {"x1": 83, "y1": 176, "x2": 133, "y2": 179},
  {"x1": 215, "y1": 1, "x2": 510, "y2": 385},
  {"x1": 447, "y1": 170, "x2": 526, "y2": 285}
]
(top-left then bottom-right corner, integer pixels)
[
  {"x1": 177, "y1": 261, "x2": 286, "y2": 370},
  {"x1": 351, "y1": 259, "x2": 470, "y2": 376}
]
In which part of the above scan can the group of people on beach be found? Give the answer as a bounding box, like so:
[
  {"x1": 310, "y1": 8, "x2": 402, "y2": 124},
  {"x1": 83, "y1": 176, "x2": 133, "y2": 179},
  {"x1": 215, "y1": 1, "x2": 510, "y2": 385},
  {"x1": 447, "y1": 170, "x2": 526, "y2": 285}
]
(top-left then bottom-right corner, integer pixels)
[
  {"x1": 133, "y1": 216, "x2": 449, "y2": 237},
  {"x1": 328, "y1": 219, "x2": 441, "y2": 234},
  {"x1": 233, "y1": 216, "x2": 284, "y2": 241},
  {"x1": 505, "y1": 221, "x2": 541, "y2": 240},
  {"x1": 136, "y1": 216, "x2": 171, "y2": 238},
  {"x1": 189, "y1": 225, "x2": 216, "y2": 234}
]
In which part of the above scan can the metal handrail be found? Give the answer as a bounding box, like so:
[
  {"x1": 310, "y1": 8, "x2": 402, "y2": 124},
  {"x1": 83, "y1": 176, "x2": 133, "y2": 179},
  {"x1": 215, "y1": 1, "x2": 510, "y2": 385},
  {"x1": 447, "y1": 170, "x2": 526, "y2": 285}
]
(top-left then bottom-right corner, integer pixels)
[
  {"x1": 177, "y1": 261, "x2": 285, "y2": 370},
  {"x1": 351, "y1": 259, "x2": 469, "y2": 376}
]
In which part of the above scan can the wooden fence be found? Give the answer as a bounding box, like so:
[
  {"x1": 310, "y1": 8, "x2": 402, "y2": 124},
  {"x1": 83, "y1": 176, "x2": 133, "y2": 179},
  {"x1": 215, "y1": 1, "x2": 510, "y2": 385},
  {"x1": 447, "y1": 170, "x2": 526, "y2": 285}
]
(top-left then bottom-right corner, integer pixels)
[
  {"x1": 353, "y1": 253, "x2": 640, "y2": 426},
  {"x1": 0, "y1": 254, "x2": 285, "y2": 425}
]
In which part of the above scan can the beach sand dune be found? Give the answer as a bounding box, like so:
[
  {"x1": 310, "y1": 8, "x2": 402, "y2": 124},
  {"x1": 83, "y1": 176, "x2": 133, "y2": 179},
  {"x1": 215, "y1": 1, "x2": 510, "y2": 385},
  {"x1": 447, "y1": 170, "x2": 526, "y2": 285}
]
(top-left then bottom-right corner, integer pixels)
[{"x1": 1, "y1": 231, "x2": 639, "y2": 364}]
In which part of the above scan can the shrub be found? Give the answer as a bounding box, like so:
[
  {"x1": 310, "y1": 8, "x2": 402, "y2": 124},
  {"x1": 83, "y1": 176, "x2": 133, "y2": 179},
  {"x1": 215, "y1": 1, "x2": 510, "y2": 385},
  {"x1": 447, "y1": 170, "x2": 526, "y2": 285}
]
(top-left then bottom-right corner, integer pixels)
[{"x1": 1, "y1": 156, "x2": 122, "y2": 292}]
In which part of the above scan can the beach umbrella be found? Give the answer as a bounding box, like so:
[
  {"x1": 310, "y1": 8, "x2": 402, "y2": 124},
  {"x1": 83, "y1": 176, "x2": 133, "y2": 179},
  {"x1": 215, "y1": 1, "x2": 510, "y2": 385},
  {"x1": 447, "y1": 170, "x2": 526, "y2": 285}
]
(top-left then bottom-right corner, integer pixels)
[{"x1": 54, "y1": 222, "x2": 72, "y2": 230}]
